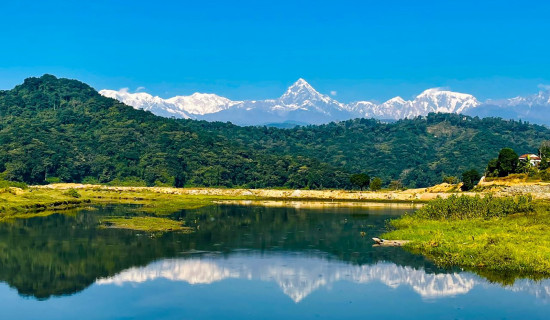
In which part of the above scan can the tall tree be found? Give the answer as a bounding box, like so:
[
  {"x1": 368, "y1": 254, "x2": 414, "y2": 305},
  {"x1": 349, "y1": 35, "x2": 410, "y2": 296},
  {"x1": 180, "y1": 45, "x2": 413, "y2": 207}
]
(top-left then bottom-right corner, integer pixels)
[
  {"x1": 497, "y1": 148, "x2": 519, "y2": 177},
  {"x1": 461, "y1": 169, "x2": 481, "y2": 191},
  {"x1": 350, "y1": 173, "x2": 370, "y2": 191}
]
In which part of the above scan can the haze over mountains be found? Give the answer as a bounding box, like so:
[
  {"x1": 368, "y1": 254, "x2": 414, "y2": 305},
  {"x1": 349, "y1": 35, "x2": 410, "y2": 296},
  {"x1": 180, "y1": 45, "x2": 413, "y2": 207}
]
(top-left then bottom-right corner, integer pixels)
[{"x1": 100, "y1": 79, "x2": 550, "y2": 126}]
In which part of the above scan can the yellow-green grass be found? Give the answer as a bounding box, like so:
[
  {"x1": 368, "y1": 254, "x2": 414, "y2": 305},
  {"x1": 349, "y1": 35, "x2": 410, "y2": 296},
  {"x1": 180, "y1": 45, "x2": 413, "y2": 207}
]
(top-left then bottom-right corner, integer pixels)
[
  {"x1": 383, "y1": 201, "x2": 550, "y2": 280},
  {"x1": 99, "y1": 216, "x2": 193, "y2": 232},
  {"x1": 0, "y1": 187, "x2": 254, "y2": 220}
]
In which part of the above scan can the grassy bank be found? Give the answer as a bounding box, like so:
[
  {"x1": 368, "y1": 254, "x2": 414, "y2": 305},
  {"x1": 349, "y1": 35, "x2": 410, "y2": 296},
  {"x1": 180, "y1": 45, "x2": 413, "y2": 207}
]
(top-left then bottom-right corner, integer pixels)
[
  {"x1": 383, "y1": 195, "x2": 550, "y2": 280},
  {"x1": 99, "y1": 216, "x2": 193, "y2": 232},
  {"x1": 0, "y1": 186, "x2": 254, "y2": 221}
]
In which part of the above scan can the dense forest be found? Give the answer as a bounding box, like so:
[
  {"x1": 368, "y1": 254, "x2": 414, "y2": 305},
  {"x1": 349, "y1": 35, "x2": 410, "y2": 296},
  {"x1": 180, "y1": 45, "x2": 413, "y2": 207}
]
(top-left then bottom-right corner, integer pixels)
[{"x1": 1, "y1": 75, "x2": 549, "y2": 188}]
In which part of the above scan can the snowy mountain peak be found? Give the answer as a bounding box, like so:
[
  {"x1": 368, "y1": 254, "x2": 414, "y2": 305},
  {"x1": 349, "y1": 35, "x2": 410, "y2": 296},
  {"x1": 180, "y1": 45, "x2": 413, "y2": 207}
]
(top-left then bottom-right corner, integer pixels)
[
  {"x1": 283, "y1": 78, "x2": 318, "y2": 96},
  {"x1": 101, "y1": 80, "x2": 550, "y2": 126},
  {"x1": 417, "y1": 88, "x2": 478, "y2": 101},
  {"x1": 280, "y1": 78, "x2": 333, "y2": 106},
  {"x1": 387, "y1": 96, "x2": 407, "y2": 104}
]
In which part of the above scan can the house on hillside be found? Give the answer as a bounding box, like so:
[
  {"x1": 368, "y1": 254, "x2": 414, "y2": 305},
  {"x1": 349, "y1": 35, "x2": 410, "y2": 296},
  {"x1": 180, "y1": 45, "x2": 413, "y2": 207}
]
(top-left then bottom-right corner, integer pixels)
[{"x1": 518, "y1": 154, "x2": 542, "y2": 166}]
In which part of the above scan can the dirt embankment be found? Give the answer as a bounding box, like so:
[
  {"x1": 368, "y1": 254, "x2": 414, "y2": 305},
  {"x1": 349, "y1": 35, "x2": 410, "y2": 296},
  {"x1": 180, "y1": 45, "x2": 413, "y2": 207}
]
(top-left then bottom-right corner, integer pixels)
[
  {"x1": 477, "y1": 176, "x2": 550, "y2": 200},
  {"x1": 37, "y1": 183, "x2": 472, "y2": 202}
]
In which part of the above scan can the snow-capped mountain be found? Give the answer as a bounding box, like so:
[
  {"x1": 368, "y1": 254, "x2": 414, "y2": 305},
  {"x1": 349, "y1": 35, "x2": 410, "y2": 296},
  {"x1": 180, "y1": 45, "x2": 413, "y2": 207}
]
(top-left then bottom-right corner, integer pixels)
[
  {"x1": 201, "y1": 79, "x2": 352, "y2": 125},
  {"x1": 166, "y1": 93, "x2": 240, "y2": 115},
  {"x1": 466, "y1": 89, "x2": 550, "y2": 124},
  {"x1": 100, "y1": 79, "x2": 550, "y2": 126},
  {"x1": 349, "y1": 89, "x2": 480, "y2": 120},
  {"x1": 98, "y1": 89, "x2": 239, "y2": 119},
  {"x1": 487, "y1": 89, "x2": 550, "y2": 107},
  {"x1": 99, "y1": 89, "x2": 192, "y2": 119}
]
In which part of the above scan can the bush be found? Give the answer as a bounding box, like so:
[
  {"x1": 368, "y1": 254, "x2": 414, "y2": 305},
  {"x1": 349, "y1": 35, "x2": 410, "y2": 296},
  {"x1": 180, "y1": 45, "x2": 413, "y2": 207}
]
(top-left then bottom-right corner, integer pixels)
[
  {"x1": 414, "y1": 194, "x2": 534, "y2": 220},
  {"x1": 461, "y1": 169, "x2": 481, "y2": 191},
  {"x1": 370, "y1": 177, "x2": 383, "y2": 191},
  {"x1": 45, "y1": 177, "x2": 62, "y2": 184},
  {"x1": 63, "y1": 188, "x2": 81, "y2": 198},
  {"x1": 0, "y1": 179, "x2": 28, "y2": 189}
]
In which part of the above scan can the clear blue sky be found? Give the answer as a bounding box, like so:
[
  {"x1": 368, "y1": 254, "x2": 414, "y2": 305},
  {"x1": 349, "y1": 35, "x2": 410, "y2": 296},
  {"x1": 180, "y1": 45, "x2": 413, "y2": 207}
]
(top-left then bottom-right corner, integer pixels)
[{"x1": 1, "y1": 0, "x2": 549, "y2": 102}]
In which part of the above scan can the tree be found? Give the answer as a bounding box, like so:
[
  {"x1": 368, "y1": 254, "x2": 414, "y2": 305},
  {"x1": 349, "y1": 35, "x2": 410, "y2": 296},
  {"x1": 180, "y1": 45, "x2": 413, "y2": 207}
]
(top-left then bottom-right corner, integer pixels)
[
  {"x1": 350, "y1": 173, "x2": 370, "y2": 191},
  {"x1": 540, "y1": 141, "x2": 550, "y2": 170},
  {"x1": 389, "y1": 180, "x2": 403, "y2": 190},
  {"x1": 486, "y1": 158, "x2": 499, "y2": 177},
  {"x1": 370, "y1": 177, "x2": 382, "y2": 191},
  {"x1": 497, "y1": 148, "x2": 519, "y2": 177},
  {"x1": 461, "y1": 169, "x2": 481, "y2": 191}
]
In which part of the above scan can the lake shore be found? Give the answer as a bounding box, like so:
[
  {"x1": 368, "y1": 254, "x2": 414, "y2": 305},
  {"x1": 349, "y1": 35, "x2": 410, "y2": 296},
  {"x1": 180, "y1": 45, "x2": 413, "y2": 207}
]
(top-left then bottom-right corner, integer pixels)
[{"x1": 2, "y1": 178, "x2": 549, "y2": 218}]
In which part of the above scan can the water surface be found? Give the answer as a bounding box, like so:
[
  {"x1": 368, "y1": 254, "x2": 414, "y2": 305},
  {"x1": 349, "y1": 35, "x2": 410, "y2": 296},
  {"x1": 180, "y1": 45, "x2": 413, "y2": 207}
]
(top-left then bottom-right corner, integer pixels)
[{"x1": 0, "y1": 204, "x2": 549, "y2": 319}]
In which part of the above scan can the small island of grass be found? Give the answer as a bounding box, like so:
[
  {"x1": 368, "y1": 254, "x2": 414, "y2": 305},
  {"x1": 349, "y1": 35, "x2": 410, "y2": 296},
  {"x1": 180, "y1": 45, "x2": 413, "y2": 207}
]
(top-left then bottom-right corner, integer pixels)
[
  {"x1": 100, "y1": 216, "x2": 193, "y2": 232},
  {"x1": 383, "y1": 194, "x2": 550, "y2": 279}
]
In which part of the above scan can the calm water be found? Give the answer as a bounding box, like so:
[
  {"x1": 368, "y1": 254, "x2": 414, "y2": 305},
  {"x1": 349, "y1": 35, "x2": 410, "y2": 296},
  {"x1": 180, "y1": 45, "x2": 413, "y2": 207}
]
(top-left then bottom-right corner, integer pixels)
[{"x1": 1, "y1": 204, "x2": 549, "y2": 319}]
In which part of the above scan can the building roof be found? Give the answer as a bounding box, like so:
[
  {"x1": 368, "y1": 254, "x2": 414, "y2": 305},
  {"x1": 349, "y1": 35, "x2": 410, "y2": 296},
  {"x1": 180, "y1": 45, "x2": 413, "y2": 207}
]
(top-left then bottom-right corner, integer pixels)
[{"x1": 519, "y1": 154, "x2": 541, "y2": 160}]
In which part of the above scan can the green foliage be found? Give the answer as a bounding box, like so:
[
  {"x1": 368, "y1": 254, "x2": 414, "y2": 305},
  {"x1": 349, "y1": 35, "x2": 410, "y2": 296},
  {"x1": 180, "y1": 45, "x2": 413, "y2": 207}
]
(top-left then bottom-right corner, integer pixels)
[
  {"x1": 370, "y1": 177, "x2": 383, "y2": 191},
  {"x1": 2, "y1": 75, "x2": 550, "y2": 188},
  {"x1": 389, "y1": 180, "x2": 404, "y2": 190},
  {"x1": 45, "y1": 177, "x2": 61, "y2": 184},
  {"x1": 443, "y1": 176, "x2": 458, "y2": 184},
  {"x1": 350, "y1": 173, "x2": 370, "y2": 190},
  {"x1": 413, "y1": 194, "x2": 534, "y2": 220},
  {"x1": 0, "y1": 179, "x2": 27, "y2": 189},
  {"x1": 539, "y1": 140, "x2": 550, "y2": 170},
  {"x1": 385, "y1": 201, "x2": 550, "y2": 277},
  {"x1": 461, "y1": 169, "x2": 481, "y2": 191},
  {"x1": 63, "y1": 188, "x2": 81, "y2": 198},
  {"x1": 497, "y1": 148, "x2": 519, "y2": 176}
]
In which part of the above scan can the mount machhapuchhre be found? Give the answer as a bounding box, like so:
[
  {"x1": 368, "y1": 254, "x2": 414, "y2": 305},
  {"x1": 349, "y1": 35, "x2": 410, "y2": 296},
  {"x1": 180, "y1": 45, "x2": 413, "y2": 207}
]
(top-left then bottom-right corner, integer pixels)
[{"x1": 100, "y1": 78, "x2": 550, "y2": 126}]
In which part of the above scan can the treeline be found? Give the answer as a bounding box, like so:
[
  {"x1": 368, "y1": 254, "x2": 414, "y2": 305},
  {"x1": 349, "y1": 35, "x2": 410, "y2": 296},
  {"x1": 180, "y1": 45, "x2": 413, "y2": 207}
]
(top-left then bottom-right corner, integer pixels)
[
  {"x1": 485, "y1": 142, "x2": 550, "y2": 180},
  {"x1": 1, "y1": 75, "x2": 550, "y2": 189}
]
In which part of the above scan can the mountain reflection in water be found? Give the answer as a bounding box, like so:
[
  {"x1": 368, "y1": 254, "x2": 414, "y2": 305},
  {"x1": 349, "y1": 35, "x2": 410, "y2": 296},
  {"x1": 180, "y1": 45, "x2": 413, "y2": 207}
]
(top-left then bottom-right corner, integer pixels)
[
  {"x1": 96, "y1": 254, "x2": 550, "y2": 303},
  {"x1": 1, "y1": 203, "x2": 550, "y2": 318}
]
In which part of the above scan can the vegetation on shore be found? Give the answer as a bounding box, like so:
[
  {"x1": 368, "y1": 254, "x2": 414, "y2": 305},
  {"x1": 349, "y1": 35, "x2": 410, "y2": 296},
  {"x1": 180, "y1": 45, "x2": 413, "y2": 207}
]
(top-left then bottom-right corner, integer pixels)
[
  {"x1": 100, "y1": 216, "x2": 193, "y2": 232},
  {"x1": 0, "y1": 185, "x2": 254, "y2": 220},
  {"x1": 383, "y1": 195, "x2": 550, "y2": 280}
]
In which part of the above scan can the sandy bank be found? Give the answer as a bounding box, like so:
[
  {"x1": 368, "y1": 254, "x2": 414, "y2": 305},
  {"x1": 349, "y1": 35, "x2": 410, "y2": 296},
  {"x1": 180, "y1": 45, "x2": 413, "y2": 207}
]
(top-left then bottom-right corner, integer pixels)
[{"x1": 36, "y1": 183, "x2": 474, "y2": 202}]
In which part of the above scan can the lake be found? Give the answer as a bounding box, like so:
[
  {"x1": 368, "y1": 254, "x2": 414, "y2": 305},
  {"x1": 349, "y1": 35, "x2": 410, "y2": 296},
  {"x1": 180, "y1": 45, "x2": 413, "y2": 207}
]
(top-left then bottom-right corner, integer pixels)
[{"x1": 0, "y1": 204, "x2": 549, "y2": 319}]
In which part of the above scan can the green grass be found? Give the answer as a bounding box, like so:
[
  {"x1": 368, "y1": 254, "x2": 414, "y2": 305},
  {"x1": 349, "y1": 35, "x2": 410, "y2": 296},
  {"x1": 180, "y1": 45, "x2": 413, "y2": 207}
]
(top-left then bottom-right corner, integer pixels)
[
  {"x1": 99, "y1": 216, "x2": 193, "y2": 232},
  {"x1": 383, "y1": 196, "x2": 550, "y2": 281},
  {"x1": 0, "y1": 186, "x2": 254, "y2": 220}
]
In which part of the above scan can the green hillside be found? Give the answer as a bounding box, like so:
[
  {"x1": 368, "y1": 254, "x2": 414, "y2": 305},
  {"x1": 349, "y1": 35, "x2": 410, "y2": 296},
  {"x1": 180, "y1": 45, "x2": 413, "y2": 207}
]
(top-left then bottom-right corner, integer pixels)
[{"x1": 1, "y1": 75, "x2": 548, "y2": 188}]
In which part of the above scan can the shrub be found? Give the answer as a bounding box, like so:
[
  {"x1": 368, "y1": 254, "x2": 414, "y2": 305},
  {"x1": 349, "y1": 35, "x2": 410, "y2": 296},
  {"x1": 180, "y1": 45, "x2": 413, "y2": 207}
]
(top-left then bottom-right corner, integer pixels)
[
  {"x1": 0, "y1": 179, "x2": 28, "y2": 189},
  {"x1": 370, "y1": 177, "x2": 383, "y2": 191},
  {"x1": 414, "y1": 194, "x2": 534, "y2": 220},
  {"x1": 45, "y1": 177, "x2": 62, "y2": 184},
  {"x1": 461, "y1": 169, "x2": 481, "y2": 191},
  {"x1": 63, "y1": 188, "x2": 81, "y2": 198}
]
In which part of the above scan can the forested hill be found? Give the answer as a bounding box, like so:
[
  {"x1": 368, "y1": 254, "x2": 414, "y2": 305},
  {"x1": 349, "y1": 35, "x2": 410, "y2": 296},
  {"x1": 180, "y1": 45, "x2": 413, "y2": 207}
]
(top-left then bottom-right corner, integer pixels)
[{"x1": 1, "y1": 75, "x2": 549, "y2": 188}]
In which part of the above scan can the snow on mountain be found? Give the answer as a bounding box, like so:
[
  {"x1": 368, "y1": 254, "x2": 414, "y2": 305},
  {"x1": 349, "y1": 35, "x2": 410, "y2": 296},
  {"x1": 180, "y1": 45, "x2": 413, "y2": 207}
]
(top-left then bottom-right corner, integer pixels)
[
  {"x1": 201, "y1": 79, "x2": 353, "y2": 125},
  {"x1": 466, "y1": 89, "x2": 550, "y2": 125},
  {"x1": 101, "y1": 80, "x2": 550, "y2": 126},
  {"x1": 99, "y1": 89, "x2": 192, "y2": 119},
  {"x1": 350, "y1": 89, "x2": 480, "y2": 120},
  {"x1": 99, "y1": 89, "x2": 239, "y2": 119},
  {"x1": 166, "y1": 93, "x2": 240, "y2": 115},
  {"x1": 486, "y1": 89, "x2": 550, "y2": 107}
]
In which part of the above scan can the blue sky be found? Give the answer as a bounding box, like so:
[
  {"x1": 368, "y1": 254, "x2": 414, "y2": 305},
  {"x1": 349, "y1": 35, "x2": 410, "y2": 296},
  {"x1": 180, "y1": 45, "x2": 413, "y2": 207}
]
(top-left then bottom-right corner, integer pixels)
[{"x1": 1, "y1": 0, "x2": 549, "y2": 102}]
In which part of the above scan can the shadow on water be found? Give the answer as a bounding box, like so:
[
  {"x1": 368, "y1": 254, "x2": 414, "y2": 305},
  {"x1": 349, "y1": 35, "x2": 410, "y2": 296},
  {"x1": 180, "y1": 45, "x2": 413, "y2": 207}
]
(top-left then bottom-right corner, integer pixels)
[{"x1": 0, "y1": 204, "x2": 541, "y2": 300}]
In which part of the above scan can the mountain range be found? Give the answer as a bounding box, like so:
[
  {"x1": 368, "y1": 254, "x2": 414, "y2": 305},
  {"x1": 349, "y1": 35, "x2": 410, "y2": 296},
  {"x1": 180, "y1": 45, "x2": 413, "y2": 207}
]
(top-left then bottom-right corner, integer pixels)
[{"x1": 100, "y1": 79, "x2": 550, "y2": 126}]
